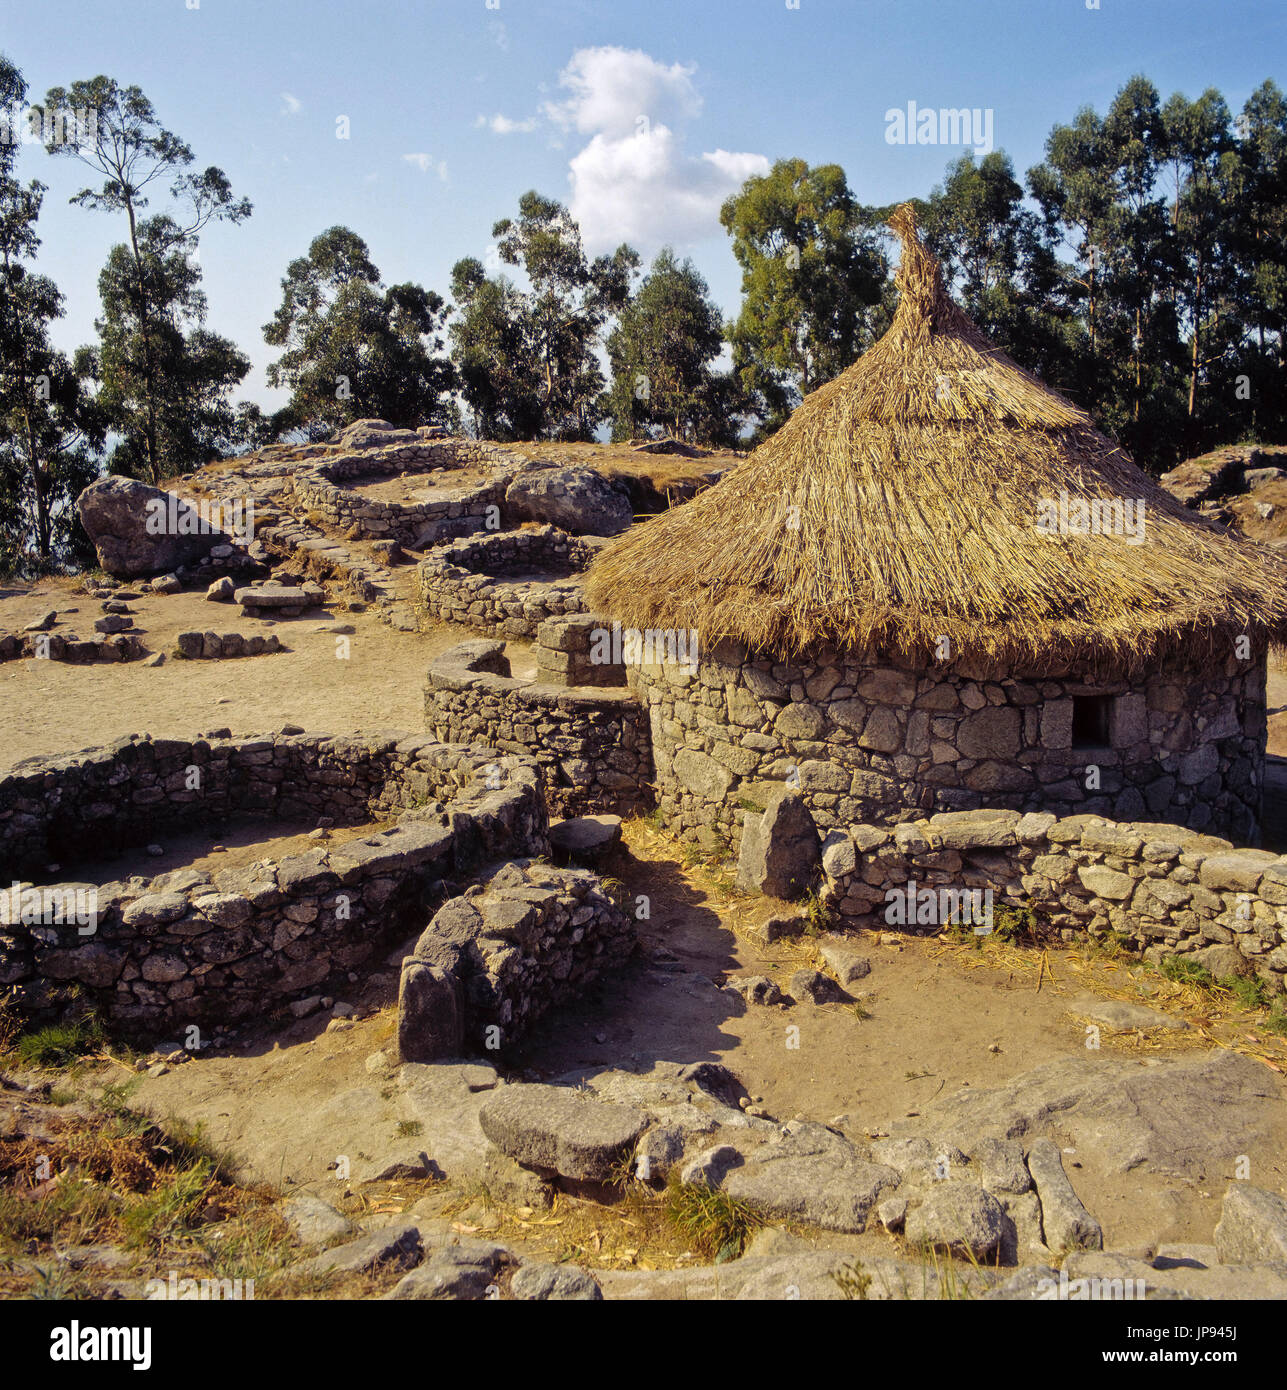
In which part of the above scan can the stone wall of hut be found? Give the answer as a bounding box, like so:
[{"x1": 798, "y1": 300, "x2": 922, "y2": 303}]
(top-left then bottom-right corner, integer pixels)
[
  {"x1": 818, "y1": 808, "x2": 1287, "y2": 995},
  {"x1": 630, "y1": 642, "x2": 1267, "y2": 848}
]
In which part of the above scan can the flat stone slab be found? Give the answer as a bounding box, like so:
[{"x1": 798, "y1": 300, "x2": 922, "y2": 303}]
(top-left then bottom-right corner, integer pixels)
[
  {"x1": 721, "y1": 1124, "x2": 899, "y2": 1233},
  {"x1": 550, "y1": 814, "x2": 622, "y2": 861},
  {"x1": 905, "y1": 1182, "x2": 1009, "y2": 1260},
  {"x1": 1068, "y1": 995, "x2": 1188, "y2": 1032},
  {"x1": 234, "y1": 586, "x2": 314, "y2": 608},
  {"x1": 478, "y1": 1084, "x2": 648, "y2": 1181},
  {"x1": 885, "y1": 1050, "x2": 1276, "y2": 1180},
  {"x1": 1215, "y1": 1184, "x2": 1287, "y2": 1264},
  {"x1": 291, "y1": 1219, "x2": 422, "y2": 1277},
  {"x1": 1027, "y1": 1138, "x2": 1103, "y2": 1254}
]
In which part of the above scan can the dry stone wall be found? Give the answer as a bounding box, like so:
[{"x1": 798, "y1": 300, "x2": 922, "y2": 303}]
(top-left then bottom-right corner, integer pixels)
[
  {"x1": 175, "y1": 631, "x2": 284, "y2": 659},
  {"x1": 0, "y1": 631, "x2": 146, "y2": 664},
  {"x1": 819, "y1": 807, "x2": 1287, "y2": 992},
  {"x1": 631, "y1": 643, "x2": 1266, "y2": 847},
  {"x1": 0, "y1": 731, "x2": 549, "y2": 1037},
  {"x1": 292, "y1": 440, "x2": 514, "y2": 548},
  {"x1": 425, "y1": 637, "x2": 651, "y2": 816},
  {"x1": 398, "y1": 860, "x2": 635, "y2": 1061},
  {"x1": 416, "y1": 527, "x2": 609, "y2": 638}
]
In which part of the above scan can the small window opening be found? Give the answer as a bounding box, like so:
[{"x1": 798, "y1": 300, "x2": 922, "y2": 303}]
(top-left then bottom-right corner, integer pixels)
[{"x1": 1072, "y1": 695, "x2": 1112, "y2": 749}]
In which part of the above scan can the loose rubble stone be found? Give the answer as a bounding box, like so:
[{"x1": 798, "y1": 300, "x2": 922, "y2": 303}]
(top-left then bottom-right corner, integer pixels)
[
  {"x1": 1027, "y1": 1139, "x2": 1103, "y2": 1254},
  {"x1": 905, "y1": 1182, "x2": 1009, "y2": 1260},
  {"x1": 292, "y1": 1220, "x2": 423, "y2": 1276},
  {"x1": 727, "y1": 975, "x2": 784, "y2": 1006},
  {"x1": 1214, "y1": 1184, "x2": 1287, "y2": 1264},
  {"x1": 819, "y1": 938, "x2": 871, "y2": 985},
  {"x1": 283, "y1": 1195, "x2": 355, "y2": 1247},
  {"x1": 478, "y1": 1085, "x2": 648, "y2": 1181},
  {"x1": 735, "y1": 787, "x2": 821, "y2": 899},
  {"x1": 511, "y1": 1263, "x2": 603, "y2": 1300},
  {"x1": 789, "y1": 969, "x2": 849, "y2": 1005}
]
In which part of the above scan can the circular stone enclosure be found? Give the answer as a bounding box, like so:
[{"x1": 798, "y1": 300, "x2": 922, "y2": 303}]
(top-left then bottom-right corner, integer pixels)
[
  {"x1": 0, "y1": 730, "x2": 547, "y2": 1038},
  {"x1": 417, "y1": 526, "x2": 612, "y2": 638},
  {"x1": 633, "y1": 642, "x2": 1268, "y2": 847},
  {"x1": 291, "y1": 437, "x2": 517, "y2": 549}
]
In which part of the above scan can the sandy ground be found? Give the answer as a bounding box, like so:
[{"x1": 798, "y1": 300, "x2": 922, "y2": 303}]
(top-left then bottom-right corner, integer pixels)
[{"x1": 0, "y1": 579, "x2": 475, "y2": 770}]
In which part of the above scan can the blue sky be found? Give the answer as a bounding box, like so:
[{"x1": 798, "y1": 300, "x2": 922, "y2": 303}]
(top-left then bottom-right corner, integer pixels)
[{"x1": 3, "y1": 0, "x2": 1285, "y2": 409}]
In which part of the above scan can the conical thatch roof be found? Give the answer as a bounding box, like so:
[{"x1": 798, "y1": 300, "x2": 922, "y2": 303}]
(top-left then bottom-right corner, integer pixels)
[{"x1": 585, "y1": 203, "x2": 1287, "y2": 675}]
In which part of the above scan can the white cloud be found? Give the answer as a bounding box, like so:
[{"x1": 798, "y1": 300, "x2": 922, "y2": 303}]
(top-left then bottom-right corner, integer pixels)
[
  {"x1": 280, "y1": 92, "x2": 302, "y2": 116},
  {"x1": 475, "y1": 113, "x2": 538, "y2": 135},
  {"x1": 546, "y1": 47, "x2": 767, "y2": 253},
  {"x1": 543, "y1": 47, "x2": 701, "y2": 139},
  {"x1": 402, "y1": 152, "x2": 449, "y2": 180},
  {"x1": 489, "y1": 18, "x2": 509, "y2": 51}
]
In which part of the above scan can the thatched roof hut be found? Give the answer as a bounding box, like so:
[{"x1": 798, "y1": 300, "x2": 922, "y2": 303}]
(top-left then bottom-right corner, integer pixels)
[{"x1": 587, "y1": 203, "x2": 1287, "y2": 676}]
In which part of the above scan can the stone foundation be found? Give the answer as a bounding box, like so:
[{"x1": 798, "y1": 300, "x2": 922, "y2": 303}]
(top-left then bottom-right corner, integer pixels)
[
  {"x1": 175, "y1": 631, "x2": 284, "y2": 659},
  {"x1": 425, "y1": 634, "x2": 651, "y2": 816},
  {"x1": 416, "y1": 527, "x2": 609, "y2": 638},
  {"x1": 819, "y1": 807, "x2": 1287, "y2": 993},
  {"x1": 631, "y1": 644, "x2": 1267, "y2": 847},
  {"x1": 0, "y1": 731, "x2": 549, "y2": 1038},
  {"x1": 0, "y1": 631, "x2": 146, "y2": 663},
  {"x1": 292, "y1": 439, "x2": 515, "y2": 548},
  {"x1": 398, "y1": 859, "x2": 635, "y2": 1061}
]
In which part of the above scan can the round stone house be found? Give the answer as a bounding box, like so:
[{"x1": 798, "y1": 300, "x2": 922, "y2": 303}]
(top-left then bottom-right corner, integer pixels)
[{"x1": 586, "y1": 205, "x2": 1287, "y2": 848}]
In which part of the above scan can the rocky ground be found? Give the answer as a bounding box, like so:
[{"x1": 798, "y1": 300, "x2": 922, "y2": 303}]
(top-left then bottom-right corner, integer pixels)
[
  {"x1": 3, "y1": 434, "x2": 1287, "y2": 1300},
  {"x1": 4, "y1": 819, "x2": 1287, "y2": 1300},
  {"x1": 1160, "y1": 443, "x2": 1287, "y2": 548}
]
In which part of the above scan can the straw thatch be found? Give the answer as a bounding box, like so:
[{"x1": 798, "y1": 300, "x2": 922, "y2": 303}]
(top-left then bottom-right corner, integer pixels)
[{"x1": 585, "y1": 203, "x2": 1287, "y2": 676}]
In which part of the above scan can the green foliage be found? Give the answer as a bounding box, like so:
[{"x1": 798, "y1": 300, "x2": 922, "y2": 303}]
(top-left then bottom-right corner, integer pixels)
[
  {"x1": 43, "y1": 75, "x2": 253, "y2": 483},
  {"x1": 1158, "y1": 955, "x2": 1216, "y2": 988},
  {"x1": 12, "y1": 1016, "x2": 105, "y2": 1068},
  {"x1": 451, "y1": 191, "x2": 639, "y2": 441},
  {"x1": 603, "y1": 247, "x2": 745, "y2": 445},
  {"x1": 1026, "y1": 75, "x2": 1287, "y2": 469},
  {"x1": 721, "y1": 158, "x2": 888, "y2": 435},
  {"x1": 264, "y1": 226, "x2": 455, "y2": 438},
  {"x1": 1221, "y1": 973, "x2": 1273, "y2": 1010},
  {"x1": 991, "y1": 901, "x2": 1038, "y2": 944},
  {"x1": 664, "y1": 1178, "x2": 761, "y2": 1261},
  {"x1": 0, "y1": 57, "x2": 104, "y2": 573}
]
